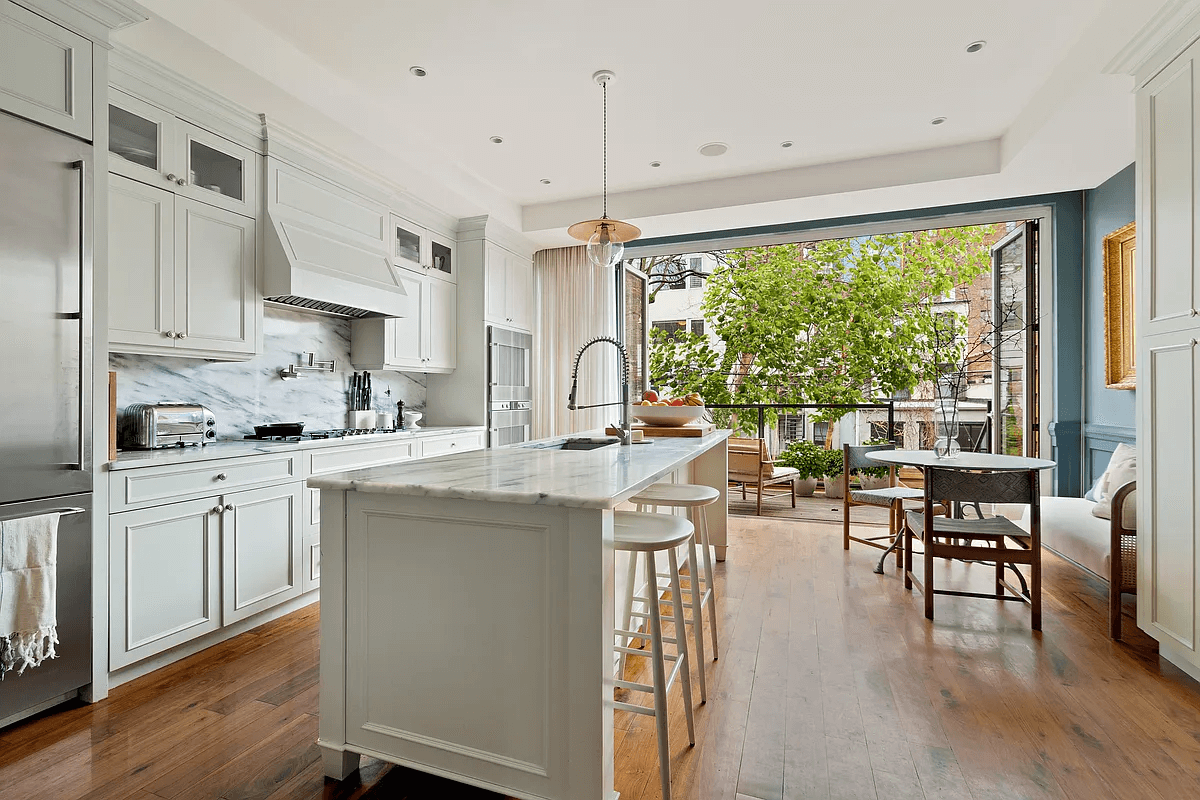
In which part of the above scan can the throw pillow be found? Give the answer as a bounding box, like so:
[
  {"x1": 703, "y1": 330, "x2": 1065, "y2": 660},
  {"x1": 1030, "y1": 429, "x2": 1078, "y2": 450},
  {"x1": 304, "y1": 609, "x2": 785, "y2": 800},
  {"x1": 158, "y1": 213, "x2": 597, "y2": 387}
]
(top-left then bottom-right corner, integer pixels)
[{"x1": 1092, "y1": 442, "x2": 1137, "y2": 520}]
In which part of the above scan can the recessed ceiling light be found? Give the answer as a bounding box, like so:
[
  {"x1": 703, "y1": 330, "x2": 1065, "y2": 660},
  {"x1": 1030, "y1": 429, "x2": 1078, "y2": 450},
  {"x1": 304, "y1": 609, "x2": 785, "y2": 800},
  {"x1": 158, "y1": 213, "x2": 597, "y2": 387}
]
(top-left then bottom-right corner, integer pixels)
[
  {"x1": 698, "y1": 142, "x2": 728, "y2": 157},
  {"x1": 780, "y1": 140, "x2": 794, "y2": 148},
  {"x1": 489, "y1": 135, "x2": 504, "y2": 144},
  {"x1": 931, "y1": 117, "x2": 947, "y2": 126},
  {"x1": 539, "y1": 178, "x2": 551, "y2": 184},
  {"x1": 649, "y1": 160, "x2": 662, "y2": 168},
  {"x1": 409, "y1": 65, "x2": 427, "y2": 77},
  {"x1": 966, "y1": 41, "x2": 986, "y2": 54}
]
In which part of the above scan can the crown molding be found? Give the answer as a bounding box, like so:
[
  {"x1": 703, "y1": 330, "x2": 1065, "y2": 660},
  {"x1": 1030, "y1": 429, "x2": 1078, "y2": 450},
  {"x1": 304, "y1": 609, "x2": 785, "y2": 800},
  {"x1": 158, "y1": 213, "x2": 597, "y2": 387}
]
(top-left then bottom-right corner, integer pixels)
[
  {"x1": 109, "y1": 45, "x2": 263, "y2": 149},
  {"x1": 457, "y1": 215, "x2": 537, "y2": 258},
  {"x1": 14, "y1": 0, "x2": 148, "y2": 45},
  {"x1": 1105, "y1": 0, "x2": 1200, "y2": 85}
]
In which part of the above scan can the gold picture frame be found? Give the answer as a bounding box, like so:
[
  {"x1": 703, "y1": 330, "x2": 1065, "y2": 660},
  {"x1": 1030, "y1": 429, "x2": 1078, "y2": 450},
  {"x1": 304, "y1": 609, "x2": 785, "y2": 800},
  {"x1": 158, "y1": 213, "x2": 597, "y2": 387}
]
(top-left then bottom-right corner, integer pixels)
[{"x1": 1103, "y1": 221, "x2": 1136, "y2": 389}]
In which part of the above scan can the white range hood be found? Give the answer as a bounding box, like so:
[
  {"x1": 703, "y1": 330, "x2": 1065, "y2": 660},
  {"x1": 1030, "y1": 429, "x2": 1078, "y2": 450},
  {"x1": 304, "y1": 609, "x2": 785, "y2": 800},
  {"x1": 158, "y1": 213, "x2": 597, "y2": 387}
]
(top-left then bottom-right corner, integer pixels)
[
  {"x1": 263, "y1": 213, "x2": 409, "y2": 318},
  {"x1": 260, "y1": 142, "x2": 412, "y2": 319}
]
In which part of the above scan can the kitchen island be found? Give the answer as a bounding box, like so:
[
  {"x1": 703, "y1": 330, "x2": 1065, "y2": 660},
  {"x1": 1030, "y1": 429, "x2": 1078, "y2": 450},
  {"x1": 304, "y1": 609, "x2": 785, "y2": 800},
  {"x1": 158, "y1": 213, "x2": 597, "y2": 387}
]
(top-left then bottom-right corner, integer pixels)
[{"x1": 309, "y1": 430, "x2": 730, "y2": 800}]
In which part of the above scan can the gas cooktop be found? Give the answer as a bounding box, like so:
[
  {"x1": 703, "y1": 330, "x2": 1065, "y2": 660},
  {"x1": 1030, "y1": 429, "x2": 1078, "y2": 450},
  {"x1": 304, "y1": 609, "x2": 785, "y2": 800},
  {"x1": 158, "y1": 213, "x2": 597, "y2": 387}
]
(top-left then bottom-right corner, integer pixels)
[{"x1": 244, "y1": 428, "x2": 406, "y2": 442}]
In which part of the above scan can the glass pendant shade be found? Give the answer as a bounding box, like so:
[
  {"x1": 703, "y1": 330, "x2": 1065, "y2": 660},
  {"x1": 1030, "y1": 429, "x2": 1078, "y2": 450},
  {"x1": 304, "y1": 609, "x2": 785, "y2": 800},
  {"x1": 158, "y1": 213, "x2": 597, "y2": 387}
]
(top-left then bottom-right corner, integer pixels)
[{"x1": 586, "y1": 224, "x2": 625, "y2": 268}]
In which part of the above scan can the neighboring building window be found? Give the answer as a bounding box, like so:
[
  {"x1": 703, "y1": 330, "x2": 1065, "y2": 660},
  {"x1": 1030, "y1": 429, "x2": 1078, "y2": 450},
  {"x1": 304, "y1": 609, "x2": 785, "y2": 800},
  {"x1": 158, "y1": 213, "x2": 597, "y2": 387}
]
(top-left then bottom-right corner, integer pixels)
[
  {"x1": 652, "y1": 320, "x2": 688, "y2": 342},
  {"x1": 688, "y1": 257, "x2": 704, "y2": 289},
  {"x1": 779, "y1": 414, "x2": 805, "y2": 446},
  {"x1": 651, "y1": 260, "x2": 686, "y2": 290},
  {"x1": 690, "y1": 319, "x2": 705, "y2": 336}
]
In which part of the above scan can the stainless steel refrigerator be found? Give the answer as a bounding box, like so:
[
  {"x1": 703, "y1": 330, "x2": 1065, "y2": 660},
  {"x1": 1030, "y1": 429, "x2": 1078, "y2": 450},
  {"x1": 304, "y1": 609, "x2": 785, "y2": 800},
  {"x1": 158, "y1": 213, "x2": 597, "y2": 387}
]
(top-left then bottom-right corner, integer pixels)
[{"x1": 0, "y1": 110, "x2": 93, "y2": 725}]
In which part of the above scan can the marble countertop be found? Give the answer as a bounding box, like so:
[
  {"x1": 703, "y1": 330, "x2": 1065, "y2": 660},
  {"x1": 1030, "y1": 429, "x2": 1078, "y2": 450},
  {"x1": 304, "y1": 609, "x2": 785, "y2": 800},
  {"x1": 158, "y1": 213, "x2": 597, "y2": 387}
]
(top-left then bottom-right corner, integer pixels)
[
  {"x1": 107, "y1": 426, "x2": 484, "y2": 471},
  {"x1": 306, "y1": 430, "x2": 732, "y2": 509}
]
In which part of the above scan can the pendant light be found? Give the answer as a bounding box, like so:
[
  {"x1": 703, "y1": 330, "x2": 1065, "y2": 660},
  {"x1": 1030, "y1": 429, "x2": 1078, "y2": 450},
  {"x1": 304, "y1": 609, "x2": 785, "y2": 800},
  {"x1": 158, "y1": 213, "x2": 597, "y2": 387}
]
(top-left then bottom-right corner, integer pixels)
[{"x1": 568, "y1": 70, "x2": 641, "y2": 267}]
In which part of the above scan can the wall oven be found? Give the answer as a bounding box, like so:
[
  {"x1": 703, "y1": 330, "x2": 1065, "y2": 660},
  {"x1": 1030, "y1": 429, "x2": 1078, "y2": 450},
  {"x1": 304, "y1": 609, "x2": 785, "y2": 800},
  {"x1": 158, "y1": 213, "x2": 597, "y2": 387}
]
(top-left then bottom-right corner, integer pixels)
[{"x1": 488, "y1": 326, "x2": 532, "y2": 446}]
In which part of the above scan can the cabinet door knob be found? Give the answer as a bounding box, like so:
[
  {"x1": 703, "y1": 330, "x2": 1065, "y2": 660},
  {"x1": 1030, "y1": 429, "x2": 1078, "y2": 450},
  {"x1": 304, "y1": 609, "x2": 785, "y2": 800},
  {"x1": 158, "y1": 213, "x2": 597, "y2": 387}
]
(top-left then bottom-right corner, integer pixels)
[
  {"x1": 164, "y1": 330, "x2": 175, "y2": 338},
  {"x1": 175, "y1": 332, "x2": 187, "y2": 339},
  {"x1": 210, "y1": 506, "x2": 221, "y2": 515},
  {"x1": 176, "y1": 177, "x2": 187, "y2": 186},
  {"x1": 224, "y1": 504, "x2": 234, "y2": 512},
  {"x1": 165, "y1": 173, "x2": 179, "y2": 182},
  {"x1": 215, "y1": 473, "x2": 227, "y2": 481}
]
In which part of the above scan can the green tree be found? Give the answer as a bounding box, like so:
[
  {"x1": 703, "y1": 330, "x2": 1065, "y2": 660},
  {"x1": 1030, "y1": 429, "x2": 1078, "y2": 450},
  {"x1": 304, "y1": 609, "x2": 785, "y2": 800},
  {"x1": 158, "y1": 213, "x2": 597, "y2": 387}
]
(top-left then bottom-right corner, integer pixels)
[{"x1": 648, "y1": 229, "x2": 991, "y2": 437}]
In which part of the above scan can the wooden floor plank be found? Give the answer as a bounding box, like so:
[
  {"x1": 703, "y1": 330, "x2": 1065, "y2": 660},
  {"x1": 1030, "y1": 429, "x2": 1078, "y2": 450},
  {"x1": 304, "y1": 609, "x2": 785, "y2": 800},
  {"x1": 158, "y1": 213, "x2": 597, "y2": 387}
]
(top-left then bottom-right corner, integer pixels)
[{"x1": 2, "y1": 517, "x2": 1199, "y2": 800}]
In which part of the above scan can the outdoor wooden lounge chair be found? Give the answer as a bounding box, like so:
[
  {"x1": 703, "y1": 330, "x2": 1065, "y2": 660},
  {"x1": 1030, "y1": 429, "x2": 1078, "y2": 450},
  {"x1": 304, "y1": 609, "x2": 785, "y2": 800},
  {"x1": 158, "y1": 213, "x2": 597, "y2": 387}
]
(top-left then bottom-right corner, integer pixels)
[{"x1": 728, "y1": 436, "x2": 799, "y2": 515}]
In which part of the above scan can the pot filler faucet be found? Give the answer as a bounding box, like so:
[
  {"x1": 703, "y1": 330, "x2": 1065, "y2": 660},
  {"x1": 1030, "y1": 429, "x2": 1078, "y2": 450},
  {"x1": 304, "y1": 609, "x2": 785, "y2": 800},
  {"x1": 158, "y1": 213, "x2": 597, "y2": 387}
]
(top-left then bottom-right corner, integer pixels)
[{"x1": 567, "y1": 335, "x2": 632, "y2": 446}]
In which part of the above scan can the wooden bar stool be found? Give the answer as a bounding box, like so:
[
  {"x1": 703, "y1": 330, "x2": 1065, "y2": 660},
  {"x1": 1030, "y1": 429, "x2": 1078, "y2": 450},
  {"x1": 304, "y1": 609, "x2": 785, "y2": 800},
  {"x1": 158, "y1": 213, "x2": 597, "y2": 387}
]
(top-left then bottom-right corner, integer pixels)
[
  {"x1": 624, "y1": 482, "x2": 720, "y2": 703},
  {"x1": 613, "y1": 510, "x2": 697, "y2": 800}
]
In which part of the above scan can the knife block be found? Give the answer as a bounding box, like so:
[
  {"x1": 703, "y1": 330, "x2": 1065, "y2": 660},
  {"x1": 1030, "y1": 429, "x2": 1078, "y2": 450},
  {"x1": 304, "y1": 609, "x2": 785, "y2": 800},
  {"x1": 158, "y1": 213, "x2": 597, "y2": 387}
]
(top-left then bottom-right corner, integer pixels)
[{"x1": 347, "y1": 411, "x2": 376, "y2": 429}]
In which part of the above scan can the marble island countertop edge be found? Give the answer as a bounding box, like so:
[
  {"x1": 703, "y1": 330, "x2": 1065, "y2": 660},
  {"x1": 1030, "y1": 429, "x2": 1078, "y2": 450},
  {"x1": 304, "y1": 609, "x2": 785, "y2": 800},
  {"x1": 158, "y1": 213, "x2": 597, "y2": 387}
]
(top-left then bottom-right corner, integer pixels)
[{"x1": 307, "y1": 430, "x2": 732, "y2": 509}]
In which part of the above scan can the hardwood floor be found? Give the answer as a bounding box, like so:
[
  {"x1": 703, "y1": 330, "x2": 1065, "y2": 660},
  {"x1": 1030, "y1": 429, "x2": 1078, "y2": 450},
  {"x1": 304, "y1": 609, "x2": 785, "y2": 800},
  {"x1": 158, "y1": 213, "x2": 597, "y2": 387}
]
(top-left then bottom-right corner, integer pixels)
[{"x1": 2, "y1": 516, "x2": 1199, "y2": 800}]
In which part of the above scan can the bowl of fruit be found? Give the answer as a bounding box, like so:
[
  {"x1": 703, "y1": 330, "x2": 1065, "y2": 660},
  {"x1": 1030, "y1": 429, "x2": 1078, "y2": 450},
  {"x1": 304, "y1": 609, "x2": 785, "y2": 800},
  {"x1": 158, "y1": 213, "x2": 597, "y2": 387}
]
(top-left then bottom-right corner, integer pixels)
[{"x1": 631, "y1": 390, "x2": 706, "y2": 427}]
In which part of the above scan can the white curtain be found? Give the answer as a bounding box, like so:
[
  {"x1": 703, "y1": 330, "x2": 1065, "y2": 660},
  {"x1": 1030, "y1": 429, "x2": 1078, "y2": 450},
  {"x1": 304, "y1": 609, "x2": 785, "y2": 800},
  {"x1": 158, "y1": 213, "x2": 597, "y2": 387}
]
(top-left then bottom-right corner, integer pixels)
[{"x1": 533, "y1": 246, "x2": 617, "y2": 439}]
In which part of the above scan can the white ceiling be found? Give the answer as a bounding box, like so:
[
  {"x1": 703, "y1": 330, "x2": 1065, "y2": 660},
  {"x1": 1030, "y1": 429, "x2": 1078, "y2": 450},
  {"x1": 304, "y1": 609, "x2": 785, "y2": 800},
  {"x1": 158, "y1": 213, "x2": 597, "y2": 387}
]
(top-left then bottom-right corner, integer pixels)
[{"x1": 121, "y1": 0, "x2": 1178, "y2": 247}]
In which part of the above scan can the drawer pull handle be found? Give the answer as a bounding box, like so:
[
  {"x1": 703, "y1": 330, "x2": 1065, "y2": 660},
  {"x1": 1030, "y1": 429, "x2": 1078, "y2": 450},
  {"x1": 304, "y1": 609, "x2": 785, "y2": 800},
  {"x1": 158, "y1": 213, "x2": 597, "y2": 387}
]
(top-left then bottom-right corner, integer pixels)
[
  {"x1": 215, "y1": 473, "x2": 227, "y2": 481},
  {"x1": 225, "y1": 504, "x2": 234, "y2": 512}
]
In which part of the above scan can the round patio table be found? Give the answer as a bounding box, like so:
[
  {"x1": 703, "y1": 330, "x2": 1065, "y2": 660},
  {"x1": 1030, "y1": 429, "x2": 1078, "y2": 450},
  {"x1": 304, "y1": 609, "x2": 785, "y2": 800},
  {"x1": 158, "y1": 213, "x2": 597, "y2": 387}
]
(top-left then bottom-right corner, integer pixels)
[
  {"x1": 862, "y1": 450, "x2": 1056, "y2": 572},
  {"x1": 865, "y1": 450, "x2": 1056, "y2": 472}
]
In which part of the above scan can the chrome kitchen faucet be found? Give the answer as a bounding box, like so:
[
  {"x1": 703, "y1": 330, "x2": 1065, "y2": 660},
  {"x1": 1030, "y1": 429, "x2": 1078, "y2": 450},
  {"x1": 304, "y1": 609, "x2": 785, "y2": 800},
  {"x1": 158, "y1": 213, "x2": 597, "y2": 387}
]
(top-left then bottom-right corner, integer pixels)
[{"x1": 567, "y1": 336, "x2": 632, "y2": 446}]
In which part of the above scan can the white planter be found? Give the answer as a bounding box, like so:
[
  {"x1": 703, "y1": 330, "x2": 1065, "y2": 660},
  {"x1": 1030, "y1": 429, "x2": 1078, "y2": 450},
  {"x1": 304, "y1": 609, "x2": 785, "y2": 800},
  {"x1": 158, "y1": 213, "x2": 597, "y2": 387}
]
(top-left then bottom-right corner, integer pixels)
[
  {"x1": 823, "y1": 475, "x2": 845, "y2": 499},
  {"x1": 795, "y1": 477, "x2": 818, "y2": 497},
  {"x1": 859, "y1": 474, "x2": 891, "y2": 491}
]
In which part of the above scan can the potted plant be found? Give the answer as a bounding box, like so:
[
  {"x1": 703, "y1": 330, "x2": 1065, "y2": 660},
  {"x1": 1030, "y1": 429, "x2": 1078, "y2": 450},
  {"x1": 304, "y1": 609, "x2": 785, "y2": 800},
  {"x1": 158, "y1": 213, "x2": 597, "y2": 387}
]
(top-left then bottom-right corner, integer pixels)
[
  {"x1": 822, "y1": 447, "x2": 846, "y2": 499},
  {"x1": 778, "y1": 440, "x2": 824, "y2": 497},
  {"x1": 857, "y1": 438, "x2": 893, "y2": 490}
]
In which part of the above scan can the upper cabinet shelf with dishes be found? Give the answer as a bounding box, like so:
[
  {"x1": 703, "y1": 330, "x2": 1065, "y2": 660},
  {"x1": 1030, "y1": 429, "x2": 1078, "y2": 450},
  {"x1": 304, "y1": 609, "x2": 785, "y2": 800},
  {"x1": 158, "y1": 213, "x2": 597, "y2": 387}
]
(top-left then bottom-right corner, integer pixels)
[
  {"x1": 392, "y1": 215, "x2": 456, "y2": 284},
  {"x1": 109, "y1": 89, "x2": 258, "y2": 217}
]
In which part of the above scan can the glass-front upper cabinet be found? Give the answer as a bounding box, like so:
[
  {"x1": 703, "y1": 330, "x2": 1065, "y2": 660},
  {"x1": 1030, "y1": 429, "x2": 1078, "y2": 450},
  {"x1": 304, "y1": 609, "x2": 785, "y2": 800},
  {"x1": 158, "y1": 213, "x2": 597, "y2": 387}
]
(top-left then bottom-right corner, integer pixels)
[
  {"x1": 390, "y1": 215, "x2": 456, "y2": 283},
  {"x1": 108, "y1": 90, "x2": 176, "y2": 187},
  {"x1": 392, "y1": 216, "x2": 426, "y2": 274},
  {"x1": 179, "y1": 121, "x2": 257, "y2": 216},
  {"x1": 429, "y1": 233, "x2": 456, "y2": 284},
  {"x1": 108, "y1": 90, "x2": 257, "y2": 217}
]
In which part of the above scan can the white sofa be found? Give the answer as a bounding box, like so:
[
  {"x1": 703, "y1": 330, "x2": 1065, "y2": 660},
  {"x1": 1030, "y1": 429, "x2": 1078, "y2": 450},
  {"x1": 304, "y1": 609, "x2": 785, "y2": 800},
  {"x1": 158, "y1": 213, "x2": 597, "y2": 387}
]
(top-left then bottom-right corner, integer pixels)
[{"x1": 1003, "y1": 483, "x2": 1137, "y2": 638}]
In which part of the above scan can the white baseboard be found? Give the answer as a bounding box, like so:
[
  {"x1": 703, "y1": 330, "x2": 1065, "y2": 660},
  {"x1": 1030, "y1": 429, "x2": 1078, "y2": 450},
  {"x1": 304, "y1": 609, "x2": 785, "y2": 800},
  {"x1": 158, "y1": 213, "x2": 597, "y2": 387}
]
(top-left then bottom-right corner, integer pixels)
[
  {"x1": 1158, "y1": 639, "x2": 1200, "y2": 685},
  {"x1": 107, "y1": 590, "x2": 319, "y2": 689}
]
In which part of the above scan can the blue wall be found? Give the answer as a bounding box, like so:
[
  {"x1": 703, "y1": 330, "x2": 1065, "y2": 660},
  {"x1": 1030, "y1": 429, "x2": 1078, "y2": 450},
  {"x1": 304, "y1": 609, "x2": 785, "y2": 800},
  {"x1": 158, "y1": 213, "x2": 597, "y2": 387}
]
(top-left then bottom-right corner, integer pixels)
[
  {"x1": 628, "y1": 190, "x2": 1088, "y2": 495},
  {"x1": 1082, "y1": 164, "x2": 1137, "y2": 486}
]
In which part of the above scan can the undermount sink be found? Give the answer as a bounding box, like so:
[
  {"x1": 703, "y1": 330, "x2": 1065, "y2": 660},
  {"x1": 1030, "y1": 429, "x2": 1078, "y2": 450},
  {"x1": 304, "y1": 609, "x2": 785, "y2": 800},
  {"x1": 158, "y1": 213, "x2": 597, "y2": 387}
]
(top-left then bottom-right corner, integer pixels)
[{"x1": 559, "y1": 437, "x2": 621, "y2": 451}]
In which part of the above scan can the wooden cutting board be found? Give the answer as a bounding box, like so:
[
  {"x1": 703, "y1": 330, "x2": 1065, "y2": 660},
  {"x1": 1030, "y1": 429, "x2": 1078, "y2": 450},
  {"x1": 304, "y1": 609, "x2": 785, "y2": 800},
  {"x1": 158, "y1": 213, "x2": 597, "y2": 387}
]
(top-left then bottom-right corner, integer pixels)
[{"x1": 607, "y1": 422, "x2": 716, "y2": 438}]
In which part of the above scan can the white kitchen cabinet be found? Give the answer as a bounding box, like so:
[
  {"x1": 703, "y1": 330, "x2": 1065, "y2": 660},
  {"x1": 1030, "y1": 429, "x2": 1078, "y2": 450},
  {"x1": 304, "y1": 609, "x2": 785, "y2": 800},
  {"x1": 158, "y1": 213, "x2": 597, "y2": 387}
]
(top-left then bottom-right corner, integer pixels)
[
  {"x1": 108, "y1": 175, "x2": 174, "y2": 350},
  {"x1": 0, "y1": 1, "x2": 92, "y2": 140},
  {"x1": 418, "y1": 430, "x2": 485, "y2": 458},
  {"x1": 391, "y1": 214, "x2": 457, "y2": 284},
  {"x1": 108, "y1": 89, "x2": 259, "y2": 217},
  {"x1": 351, "y1": 274, "x2": 456, "y2": 373},
  {"x1": 222, "y1": 482, "x2": 303, "y2": 624},
  {"x1": 174, "y1": 197, "x2": 257, "y2": 355},
  {"x1": 485, "y1": 243, "x2": 533, "y2": 332},
  {"x1": 109, "y1": 174, "x2": 259, "y2": 360},
  {"x1": 109, "y1": 478, "x2": 304, "y2": 669},
  {"x1": 426, "y1": 279, "x2": 457, "y2": 369},
  {"x1": 109, "y1": 497, "x2": 222, "y2": 670},
  {"x1": 302, "y1": 438, "x2": 421, "y2": 593},
  {"x1": 1136, "y1": 31, "x2": 1200, "y2": 679}
]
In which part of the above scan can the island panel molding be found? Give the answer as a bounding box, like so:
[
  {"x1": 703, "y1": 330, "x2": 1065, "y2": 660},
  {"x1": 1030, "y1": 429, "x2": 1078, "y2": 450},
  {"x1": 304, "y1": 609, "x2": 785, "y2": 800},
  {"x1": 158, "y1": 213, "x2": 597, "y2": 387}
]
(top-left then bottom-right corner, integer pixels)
[{"x1": 345, "y1": 506, "x2": 556, "y2": 782}]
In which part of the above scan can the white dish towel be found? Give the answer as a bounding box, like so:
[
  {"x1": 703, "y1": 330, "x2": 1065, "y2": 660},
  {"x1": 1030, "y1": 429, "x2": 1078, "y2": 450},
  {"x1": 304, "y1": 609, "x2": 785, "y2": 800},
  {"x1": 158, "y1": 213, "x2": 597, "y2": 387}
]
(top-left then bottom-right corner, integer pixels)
[{"x1": 0, "y1": 513, "x2": 60, "y2": 677}]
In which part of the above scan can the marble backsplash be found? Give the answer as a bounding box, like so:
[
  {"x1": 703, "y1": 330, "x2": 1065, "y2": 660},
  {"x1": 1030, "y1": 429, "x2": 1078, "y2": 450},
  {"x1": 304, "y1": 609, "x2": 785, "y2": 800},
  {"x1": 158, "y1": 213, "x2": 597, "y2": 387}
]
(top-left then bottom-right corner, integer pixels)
[{"x1": 109, "y1": 306, "x2": 426, "y2": 439}]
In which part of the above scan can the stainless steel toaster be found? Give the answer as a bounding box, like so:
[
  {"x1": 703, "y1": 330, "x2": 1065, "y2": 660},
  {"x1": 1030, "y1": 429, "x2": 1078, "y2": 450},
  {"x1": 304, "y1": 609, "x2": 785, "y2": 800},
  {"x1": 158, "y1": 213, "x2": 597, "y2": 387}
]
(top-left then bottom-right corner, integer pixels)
[{"x1": 120, "y1": 403, "x2": 217, "y2": 449}]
